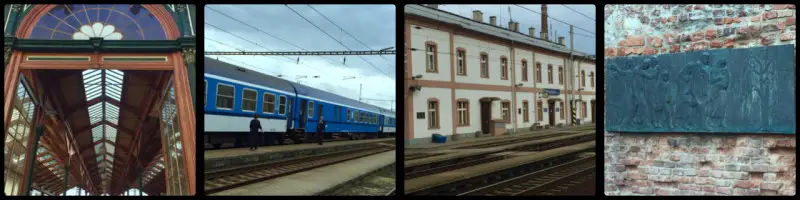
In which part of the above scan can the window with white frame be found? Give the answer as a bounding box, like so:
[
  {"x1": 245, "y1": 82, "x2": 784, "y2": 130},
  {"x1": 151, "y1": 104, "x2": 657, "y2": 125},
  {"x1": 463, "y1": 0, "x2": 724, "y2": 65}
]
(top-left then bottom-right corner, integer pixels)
[
  {"x1": 278, "y1": 96, "x2": 287, "y2": 115},
  {"x1": 216, "y1": 84, "x2": 234, "y2": 109},
  {"x1": 263, "y1": 93, "x2": 275, "y2": 114},
  {"x1": 242, "y1": 89, "x2": 257, "y2": 112},
  {"x1": 457, "y1": 49, "x2": 466, "y2": 75}
]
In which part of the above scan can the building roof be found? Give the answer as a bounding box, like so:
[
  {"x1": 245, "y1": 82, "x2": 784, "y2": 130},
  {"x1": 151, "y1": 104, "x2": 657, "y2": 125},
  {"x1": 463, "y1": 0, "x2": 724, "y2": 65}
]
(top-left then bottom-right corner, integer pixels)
[{"x1": 405, "y1": 4, "x2": 595, "y2": 60}]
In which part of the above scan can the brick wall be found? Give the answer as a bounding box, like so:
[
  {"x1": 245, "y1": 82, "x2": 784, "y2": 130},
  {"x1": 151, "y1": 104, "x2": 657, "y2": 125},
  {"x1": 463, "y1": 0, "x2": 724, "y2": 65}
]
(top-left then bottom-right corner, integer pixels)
[{"x1": 603, "y1": 4, "x2": 796, "y2": 196}]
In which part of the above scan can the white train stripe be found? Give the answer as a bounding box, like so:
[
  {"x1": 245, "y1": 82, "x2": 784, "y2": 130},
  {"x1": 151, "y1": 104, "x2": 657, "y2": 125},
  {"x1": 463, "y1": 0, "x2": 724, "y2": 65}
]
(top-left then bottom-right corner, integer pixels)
[{"x1": 205, "y1": 114, "x2": 287, "y2": 132}]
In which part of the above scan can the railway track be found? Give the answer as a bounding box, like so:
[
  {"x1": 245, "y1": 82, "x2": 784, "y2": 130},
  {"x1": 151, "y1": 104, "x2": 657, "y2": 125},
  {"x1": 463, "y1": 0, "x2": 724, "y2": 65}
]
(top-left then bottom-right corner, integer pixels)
[
  {"x1": 404, "y1": 134, "x2": 595, "y2": 179},
  {"x1": 458, "y1": 156, "x2": 595, "y2": 196},
  {"x1": 452, "y1": 132, "x2": 584, "y2": 149},
  {"x1": 205, "y1": 145, "x2": 394, "y2": 194},
  {"x1": 405, "y1": 143, "x2": 594, "y2": 196}
]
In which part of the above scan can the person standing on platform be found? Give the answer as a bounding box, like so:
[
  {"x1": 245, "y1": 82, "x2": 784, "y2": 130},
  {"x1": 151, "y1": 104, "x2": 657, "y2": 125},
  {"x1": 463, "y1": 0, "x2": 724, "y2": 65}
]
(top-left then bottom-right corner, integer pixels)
[
  {"x1": 250, "y1": 113, "x2": 263, "y2": 151},
  {"x1": 317, "y1": 116, "x2": 326, "y2": 145}
]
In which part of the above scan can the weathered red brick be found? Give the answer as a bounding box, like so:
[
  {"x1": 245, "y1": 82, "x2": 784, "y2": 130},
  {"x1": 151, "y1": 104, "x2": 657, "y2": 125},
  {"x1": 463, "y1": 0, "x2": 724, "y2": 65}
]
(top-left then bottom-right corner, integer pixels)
[
  {"x1": 735, "y1": 17, "x2": 744, "y2": 23},
  {"x1": 778, "y1": 21, "x2": 787, "y2": 30},
  {"x1": 692, "y1": 31, "x2": 705, "y2": 41},
  {"x1": 651, "y1": 36, "x2": 663, "y2": 47},
  {"x1": 703, "y1": 185, "x2": 715, "y2": 192},
  {"x1": 635, "y1": 187, "x2": 654, "y2": 194},
  {"x1": 670, "y1": 45, "x2": 681, "y2": 53},
  {"x1": 605, "y1": 48, "x2": 617, "y2": 57},
  {"x1": 778, "y1": 10, "x2": 794, "y2": 18},
  {"x1": 787, "y1": 17, "x2": 796, "y2": 26},
  {"x1": 691, "y1": 41, "x2": 707, "y2": 51},
  {"x1": 761, "y1": 182, "x2": 783, "y2": 190},
  {"x1": 710, "y1": 40, "x2": 723, "y2": 48},
  {"x1": 751, "y1": 16, "x2": 761, "y2": 22},
  {"x1": 717, "y1": 187, "x2": 733, "y2": 195},
  {"x1": 780, "y1": 33, "x2": 795, "y2": 41},
  {"x1": 655, "y1": 188, "x2": 670, "y2": 195},
  {"x1": 668, "y1": 16, "x2": 677, "y2": 22},
  {"x1": 725, "y1": 38, "x2": 735, "y2": 48},
  {"x1": 627, "y1": 35, "x2": 645, "y2": 46},
  {"x1": 644, "y1": 46, "x2": 657, "y2": 55},
  {"x1": 761, "y1": 35, "x2": 775, "y2": 45},
  {"x1": 773, "y1": 4, "x2": 791, "y2": 10},
  {"x1": 764, "y1": 11, "x2": 778, "y2": 19},
  {"x1": 706, "y1": 29, "x2": 718, "y2": 40},
  {"x1": 734, "y1": 180, "x2": 754, "y2": 188},
  {"x1": 694, "y1": 5, "x2": 705, "y2": 10},
  {"x1": 724, "y1": 17, "x2": 734, "y2": 24},
  {"x1": 618, "y1": 47, "x2": 627, "y2": 56}
]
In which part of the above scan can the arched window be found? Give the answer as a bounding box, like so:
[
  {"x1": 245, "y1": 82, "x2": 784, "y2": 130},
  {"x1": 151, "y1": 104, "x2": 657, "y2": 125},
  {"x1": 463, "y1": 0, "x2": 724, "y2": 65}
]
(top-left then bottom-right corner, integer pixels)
[{"x1": 28, "y1": 5, "x2": 168, "y2": 40}]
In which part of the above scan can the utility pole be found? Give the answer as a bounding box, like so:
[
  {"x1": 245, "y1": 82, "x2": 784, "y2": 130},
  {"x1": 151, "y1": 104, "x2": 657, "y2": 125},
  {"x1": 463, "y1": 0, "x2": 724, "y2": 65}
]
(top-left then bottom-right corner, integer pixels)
[{"x1": 359, "y1": 84, "x2": 362, "y2": 102}]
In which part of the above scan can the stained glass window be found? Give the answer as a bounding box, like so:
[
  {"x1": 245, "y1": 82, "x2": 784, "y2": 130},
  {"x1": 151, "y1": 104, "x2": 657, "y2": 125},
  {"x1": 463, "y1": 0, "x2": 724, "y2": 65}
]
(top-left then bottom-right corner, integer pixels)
[{"x1": 29, "y1": 4, "x2": 167, "y2": 40}]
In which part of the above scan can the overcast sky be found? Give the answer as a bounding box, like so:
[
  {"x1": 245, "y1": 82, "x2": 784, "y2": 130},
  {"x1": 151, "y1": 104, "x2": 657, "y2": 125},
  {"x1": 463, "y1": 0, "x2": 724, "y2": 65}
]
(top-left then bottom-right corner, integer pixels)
[
  {"x1": 204, "y1": 5, "x2": 397, "y2": 111},
  {"x1": 437, "y1": 4, "x2": 596, "y2": 55}
]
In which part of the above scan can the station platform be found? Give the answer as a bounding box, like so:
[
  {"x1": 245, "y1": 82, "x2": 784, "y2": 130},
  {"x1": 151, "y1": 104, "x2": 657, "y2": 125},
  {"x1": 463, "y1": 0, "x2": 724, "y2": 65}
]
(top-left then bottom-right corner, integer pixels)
[
  {"x1": 405, "y1": 124, "x2": 594, "y2": 152},
  {"x1": 211, "y1": 150, "x2": 396, "y2": 196},
  {"x1": 405, "y1": 142, "x2": 595, "y2": 194},
  {"x1": 205, "y1": 138, "x2": 394, "y2": 171}
]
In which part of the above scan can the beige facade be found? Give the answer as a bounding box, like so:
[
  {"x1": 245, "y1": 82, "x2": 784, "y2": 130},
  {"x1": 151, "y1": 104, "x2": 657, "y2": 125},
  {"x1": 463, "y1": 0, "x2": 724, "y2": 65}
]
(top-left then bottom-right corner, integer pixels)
[{"x1": 404, "y1": 5, "x2": 596, "y2": 145}]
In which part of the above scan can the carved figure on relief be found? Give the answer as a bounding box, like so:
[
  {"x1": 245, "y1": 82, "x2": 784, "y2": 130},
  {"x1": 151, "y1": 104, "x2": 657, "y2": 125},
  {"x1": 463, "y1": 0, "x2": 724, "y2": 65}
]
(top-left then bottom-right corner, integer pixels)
[
  {"x1": 676, "y1": 53, "x2": 710, "y2": 131},
  {"x1": 707, "y1": 58, "x2": 730, "y2": 129}
]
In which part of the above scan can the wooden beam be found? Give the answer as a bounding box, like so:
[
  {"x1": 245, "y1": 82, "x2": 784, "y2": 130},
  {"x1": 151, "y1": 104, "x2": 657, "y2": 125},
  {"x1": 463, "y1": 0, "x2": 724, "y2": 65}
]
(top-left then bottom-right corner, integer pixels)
[
  {"x1": 115, "y1": 71, "x2": 166, "y2": 194},
  {"x1": 173, "y1": 52, "x2": 196, "y2": 195},
  {"x1": 40, "y1": 73, "x2": 97, "y2": 193}
]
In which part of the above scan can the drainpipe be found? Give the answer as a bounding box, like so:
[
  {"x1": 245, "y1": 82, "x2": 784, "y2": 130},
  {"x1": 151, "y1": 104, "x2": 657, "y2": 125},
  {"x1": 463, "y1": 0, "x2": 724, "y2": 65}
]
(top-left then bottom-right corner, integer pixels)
[
  {"x1": 567, "y1": 25, "x2": 575, "y2": 125},
  {"x1": 511, "y1": 40, "x2": 517, "y2": 134}
]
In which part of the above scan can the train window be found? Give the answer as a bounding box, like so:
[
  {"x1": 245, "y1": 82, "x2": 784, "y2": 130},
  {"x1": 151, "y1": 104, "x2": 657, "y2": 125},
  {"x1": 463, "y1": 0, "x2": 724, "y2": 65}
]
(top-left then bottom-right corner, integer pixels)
[
  {"x1": 308, "y1": 102, "x2": 314, "y2": 119},
  {"x1": 347, "y1": 109, "x2": 351, "y2": 121},
  {"x1": 263, "y1": 93, "x2": 276, "y2": 114},
  {"x1": 354, "y1": 111, "x2": 358, "y2": 122},
  {"x1": 216, "y1": 83, "x2": 234, "y2": 110},
  {"x1": 278, "y1": 96, "x2": 287, "y2": 115},
  {"x1": 242, "y1": 88, "x2": 257, "y2": 112}
]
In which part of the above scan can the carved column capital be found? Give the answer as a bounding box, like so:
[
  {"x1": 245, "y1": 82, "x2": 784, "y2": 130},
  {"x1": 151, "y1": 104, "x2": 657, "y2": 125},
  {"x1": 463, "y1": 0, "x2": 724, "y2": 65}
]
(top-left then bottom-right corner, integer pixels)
[
  {"x1": 181, "y1": 47, "x2": 195, "y2": 65},
  {"x1": 4, "y1": 46, "x2": 11, "y2": 66}
]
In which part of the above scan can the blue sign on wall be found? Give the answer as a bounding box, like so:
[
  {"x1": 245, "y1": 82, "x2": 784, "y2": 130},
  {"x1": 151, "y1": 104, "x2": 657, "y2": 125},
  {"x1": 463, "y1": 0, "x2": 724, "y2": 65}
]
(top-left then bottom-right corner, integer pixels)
[
  {"x1": 545, "y1": 89, "x2": 560, "y2": 95},
  {"x1": 605, "y1": 45, "x2": 795, "y2": 134}
]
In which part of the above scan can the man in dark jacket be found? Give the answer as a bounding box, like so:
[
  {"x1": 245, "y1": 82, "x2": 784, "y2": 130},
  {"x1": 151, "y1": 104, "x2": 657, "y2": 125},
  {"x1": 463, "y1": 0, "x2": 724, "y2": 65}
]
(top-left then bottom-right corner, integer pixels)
[
  {"x1": 316, "y1": 117, "x2": 326, "y2": 145},
  {"x1": 249, "y1": 113, "x2": 262, "y2": 151}
]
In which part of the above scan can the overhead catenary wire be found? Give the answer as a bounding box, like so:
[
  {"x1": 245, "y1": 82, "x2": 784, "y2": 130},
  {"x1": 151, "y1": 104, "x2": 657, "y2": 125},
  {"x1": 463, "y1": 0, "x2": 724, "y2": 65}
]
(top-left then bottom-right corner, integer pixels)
[
  {"x1": 513, "y1": 4, "x2": 595, "y2": 35},
  {"x1": 561, "y1": 4, "x2": 595, "y2": 22},
  {"x1": 306, "y1": 5, "x2": 395, "y2": 68},
  {"x1": 205, "y1": 22, "x2": 324, "y2": 72},
  {"x1": 285, "y1": 5, "x2": 393, "y2": 79},
  {"x1": 205, "y1": 6, "x2": 345, "y2": 68}
]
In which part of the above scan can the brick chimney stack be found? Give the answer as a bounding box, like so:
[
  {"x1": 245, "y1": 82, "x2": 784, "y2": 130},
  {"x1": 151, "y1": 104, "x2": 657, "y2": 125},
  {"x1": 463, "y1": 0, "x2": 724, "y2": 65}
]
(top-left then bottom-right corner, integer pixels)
[{"x1": 541, "y1": 4, "x2": 549, "y2": 41}]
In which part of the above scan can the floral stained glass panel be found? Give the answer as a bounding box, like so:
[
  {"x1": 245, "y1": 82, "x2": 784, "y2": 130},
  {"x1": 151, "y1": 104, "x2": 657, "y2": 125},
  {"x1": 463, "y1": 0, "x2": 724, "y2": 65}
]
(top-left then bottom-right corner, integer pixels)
[{"x1": 29, "y1": 4, "x2": 167, "y2": 40}]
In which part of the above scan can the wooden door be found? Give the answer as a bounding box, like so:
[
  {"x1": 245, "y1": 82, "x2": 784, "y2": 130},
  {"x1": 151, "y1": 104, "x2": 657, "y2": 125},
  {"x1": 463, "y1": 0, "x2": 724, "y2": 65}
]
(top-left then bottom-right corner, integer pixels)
[
  {"x1": 481, "y1": 101, "x2": 491, "y2": 134},
  {"x1": 548, "y1": 101, "x2": 556, "y2": 126}
]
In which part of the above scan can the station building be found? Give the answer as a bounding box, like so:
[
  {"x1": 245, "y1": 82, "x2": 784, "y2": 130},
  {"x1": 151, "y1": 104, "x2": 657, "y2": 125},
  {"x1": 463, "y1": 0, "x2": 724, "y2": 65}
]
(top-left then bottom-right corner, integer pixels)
[
  {"x1": 4, "y1": 4, "x2": 196, "y2": 195},
  {"x1": 404, "y1": 4, "x2": 596, "y2": 145}
]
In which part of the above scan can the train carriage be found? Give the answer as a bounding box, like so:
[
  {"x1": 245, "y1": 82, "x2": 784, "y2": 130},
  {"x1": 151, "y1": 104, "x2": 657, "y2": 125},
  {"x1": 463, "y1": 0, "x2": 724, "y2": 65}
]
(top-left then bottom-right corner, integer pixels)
[{"x1": 204, "y1": 57, "x2": 394, "y2": 149}]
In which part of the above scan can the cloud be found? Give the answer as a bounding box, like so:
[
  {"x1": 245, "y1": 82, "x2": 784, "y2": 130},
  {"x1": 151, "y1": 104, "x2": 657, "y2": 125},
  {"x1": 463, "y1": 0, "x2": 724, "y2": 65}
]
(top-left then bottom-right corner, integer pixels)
[
  {"x1": 437, "y1": 4, "x2": 596, "y2": 55},
  {"x1": 204, "y1": 5, "x2": 397, "y2": 110}
]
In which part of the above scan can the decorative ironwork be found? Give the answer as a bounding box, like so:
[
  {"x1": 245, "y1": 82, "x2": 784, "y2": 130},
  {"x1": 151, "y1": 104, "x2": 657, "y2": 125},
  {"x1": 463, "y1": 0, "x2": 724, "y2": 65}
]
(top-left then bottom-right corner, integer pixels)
[
  {"x1": 4, "y1": 46, "x2": 10, "y2": 66},
  {"x1": 182, "y1": 47, "x2": 195, "y2": 64},
  {"x1": 605, "y1": 45, "x2": 795, "y2": 134}
]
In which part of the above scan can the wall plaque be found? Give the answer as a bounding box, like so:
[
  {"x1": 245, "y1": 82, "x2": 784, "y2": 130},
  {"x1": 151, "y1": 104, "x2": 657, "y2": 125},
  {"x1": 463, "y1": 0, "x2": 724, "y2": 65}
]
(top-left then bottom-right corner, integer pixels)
[{"x1": 605, "y1": 45, "x2": 795, "y2": 134}]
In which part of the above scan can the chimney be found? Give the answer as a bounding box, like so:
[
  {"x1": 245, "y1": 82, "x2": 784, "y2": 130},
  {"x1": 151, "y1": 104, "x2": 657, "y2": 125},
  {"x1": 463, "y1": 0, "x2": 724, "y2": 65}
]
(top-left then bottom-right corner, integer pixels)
[
  {"x1": 529, "y1": 27, "x2": 536, "y2": 37},
  {"x1": 515, "y1": 22, "x2": 521, "y2": 32},
  {"x1": 541, "y1": 4, "x2": 549, "y2": 41},
  {"x1": 558, "y1": 37, "x2": 565, "y2": 45},
  {"x1": 426, "y1": 4, "x2": 439, "y2": 9},
  {"x1": 508, "y1": 21, "x2": 515, "y2": 31},
  {"x1": 472, "y1": 10, "x2": 483, "y2": 22},
  {"x1": 490, "y1": 16, "x2": 497, "y2": 26}
]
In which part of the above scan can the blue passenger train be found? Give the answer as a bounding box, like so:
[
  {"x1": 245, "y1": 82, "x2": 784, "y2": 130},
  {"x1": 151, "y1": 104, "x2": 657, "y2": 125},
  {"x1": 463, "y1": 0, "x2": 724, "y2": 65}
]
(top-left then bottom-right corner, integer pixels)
[{"x1": 203, "y1": 57, "x2": 396, "y2": 149}]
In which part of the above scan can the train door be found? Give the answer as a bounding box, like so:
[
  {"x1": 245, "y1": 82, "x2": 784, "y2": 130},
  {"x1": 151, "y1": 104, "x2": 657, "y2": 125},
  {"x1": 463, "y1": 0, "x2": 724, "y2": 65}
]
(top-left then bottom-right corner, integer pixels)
[{"x1": 299, "y1": 99, "x2": 307, "y2": 130}]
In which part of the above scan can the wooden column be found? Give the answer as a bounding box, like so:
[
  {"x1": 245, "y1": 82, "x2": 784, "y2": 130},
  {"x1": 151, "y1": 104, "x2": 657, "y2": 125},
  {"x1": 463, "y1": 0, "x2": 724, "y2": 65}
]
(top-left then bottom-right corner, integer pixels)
[{"x1": 172, "y1": 52, "x2": 196, "y2": 195}]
